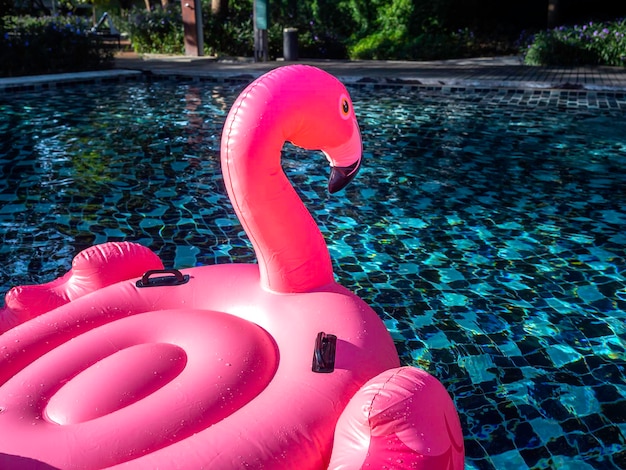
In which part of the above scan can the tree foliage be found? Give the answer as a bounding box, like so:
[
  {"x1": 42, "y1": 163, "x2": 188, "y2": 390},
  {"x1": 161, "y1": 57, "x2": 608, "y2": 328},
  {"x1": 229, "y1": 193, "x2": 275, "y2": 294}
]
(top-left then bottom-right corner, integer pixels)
[{"x1": 4, "y1": 0, "x2": 624, "y2": 64}]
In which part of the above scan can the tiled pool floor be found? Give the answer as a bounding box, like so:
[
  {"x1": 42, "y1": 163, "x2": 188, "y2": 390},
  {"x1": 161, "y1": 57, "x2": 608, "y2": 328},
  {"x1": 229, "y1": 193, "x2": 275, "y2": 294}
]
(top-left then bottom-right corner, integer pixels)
[{"x1": 1, "y1": 76, "x2": 625, "y2": 469}]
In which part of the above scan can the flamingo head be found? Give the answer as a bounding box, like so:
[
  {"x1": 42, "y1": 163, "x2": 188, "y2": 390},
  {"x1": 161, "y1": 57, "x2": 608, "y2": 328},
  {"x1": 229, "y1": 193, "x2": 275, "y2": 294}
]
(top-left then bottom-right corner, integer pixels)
[{"x1": 279, "y1": 66, "x2": 363, "y2": 193}]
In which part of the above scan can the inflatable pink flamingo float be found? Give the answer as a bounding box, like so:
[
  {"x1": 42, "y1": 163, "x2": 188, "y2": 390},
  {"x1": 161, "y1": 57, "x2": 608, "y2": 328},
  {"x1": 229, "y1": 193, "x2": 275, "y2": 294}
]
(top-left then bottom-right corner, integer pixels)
[{"x1": 0, "y1": 65, "x2": 464, "y2": 469}]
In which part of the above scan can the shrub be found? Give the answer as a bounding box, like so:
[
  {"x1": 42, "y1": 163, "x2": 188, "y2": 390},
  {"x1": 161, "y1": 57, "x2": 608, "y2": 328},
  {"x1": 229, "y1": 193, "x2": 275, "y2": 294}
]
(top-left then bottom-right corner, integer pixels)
[
  {"x1": 202, "y1": 0, "x2": 252, "y2": 57},
  {"x1": 0, "y1": 15, "x2": 114, "y2": 77},
  {"x1": 522, "y1": 19, "x2": 626, "y2": 66},
  {"x1": 126, "y1": 5, "x2": 184, "y2": 55},
  {"x1": 346, "y1": 0, "x2": 512, "y2": 61},
  {"x1": 349, "y1": 29, "x2": 405, "y2": 60},
  {"x1": 350, "y1": 27, "x2": 483, "y2": 61}
]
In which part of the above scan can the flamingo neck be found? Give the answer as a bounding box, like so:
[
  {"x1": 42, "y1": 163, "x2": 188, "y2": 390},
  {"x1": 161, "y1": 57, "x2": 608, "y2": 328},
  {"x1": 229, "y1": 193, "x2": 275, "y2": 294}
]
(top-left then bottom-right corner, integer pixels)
[{"x1": 221, "y1": 81, "x2": 334, "y2": 294}]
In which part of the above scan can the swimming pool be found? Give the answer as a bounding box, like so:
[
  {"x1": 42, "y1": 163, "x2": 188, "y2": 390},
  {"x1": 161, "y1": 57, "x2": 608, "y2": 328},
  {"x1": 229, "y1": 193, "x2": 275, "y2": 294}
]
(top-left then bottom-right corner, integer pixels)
[{"x1": 1, "y1": 78, "x2": 625, "y2": 469}]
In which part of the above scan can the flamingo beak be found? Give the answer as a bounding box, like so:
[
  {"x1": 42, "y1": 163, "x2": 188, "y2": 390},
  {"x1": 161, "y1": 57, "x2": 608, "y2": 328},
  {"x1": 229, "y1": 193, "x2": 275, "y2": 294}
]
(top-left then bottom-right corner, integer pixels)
[
  {"x1": 328, "y1": 159, "x2": 361, "y2": 193},
  {"x1": 325, "y1": 119, "x2": 362, "y2": 194}
]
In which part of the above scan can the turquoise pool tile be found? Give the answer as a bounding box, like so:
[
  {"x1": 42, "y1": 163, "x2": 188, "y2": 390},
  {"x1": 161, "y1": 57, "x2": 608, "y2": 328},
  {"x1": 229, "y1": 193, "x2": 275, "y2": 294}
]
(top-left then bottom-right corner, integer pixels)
[
  {"x1": 490, "y1": 449, "x2": 528, "y2": 468},
  {"x1": 2, "y1": 81, "x2": 625, "y2": 470}
]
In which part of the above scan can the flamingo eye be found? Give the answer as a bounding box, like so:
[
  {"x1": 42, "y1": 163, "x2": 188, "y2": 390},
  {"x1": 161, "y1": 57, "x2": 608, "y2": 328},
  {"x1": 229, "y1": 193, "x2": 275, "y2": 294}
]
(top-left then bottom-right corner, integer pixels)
[{"x1": 339, "y1": 95, "x2": 351, "y2": 119}]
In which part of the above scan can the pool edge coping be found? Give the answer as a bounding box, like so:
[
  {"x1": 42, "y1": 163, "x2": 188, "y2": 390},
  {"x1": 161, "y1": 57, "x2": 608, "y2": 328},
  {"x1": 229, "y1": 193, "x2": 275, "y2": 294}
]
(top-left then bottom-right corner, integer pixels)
[
  {"x1": 2, "y1": 69, "x2": 626, "y2": 95},
  {"x1": 0, "y1": 70, "x2": 143, "y2": 94}
]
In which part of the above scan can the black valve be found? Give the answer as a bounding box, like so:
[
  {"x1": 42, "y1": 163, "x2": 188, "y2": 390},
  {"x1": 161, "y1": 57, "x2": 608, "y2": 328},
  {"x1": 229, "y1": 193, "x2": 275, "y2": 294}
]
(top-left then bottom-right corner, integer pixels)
[{"x1": 312, "y1": 331, "x2": 337, "y2": 373}]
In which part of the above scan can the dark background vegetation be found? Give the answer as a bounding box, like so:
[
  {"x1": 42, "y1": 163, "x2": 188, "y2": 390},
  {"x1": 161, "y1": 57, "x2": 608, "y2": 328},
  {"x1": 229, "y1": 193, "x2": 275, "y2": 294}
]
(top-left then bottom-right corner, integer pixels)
[{"x1": 1, "y1": 0, "x2": 625, "y2": 76}]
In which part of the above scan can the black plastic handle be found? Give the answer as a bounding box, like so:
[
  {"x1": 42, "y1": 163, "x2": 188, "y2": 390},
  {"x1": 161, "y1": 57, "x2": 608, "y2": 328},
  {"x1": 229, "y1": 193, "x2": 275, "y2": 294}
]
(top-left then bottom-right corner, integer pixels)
[{"x1": 136, "y1": 269, "x2": 190, "y2": 288}]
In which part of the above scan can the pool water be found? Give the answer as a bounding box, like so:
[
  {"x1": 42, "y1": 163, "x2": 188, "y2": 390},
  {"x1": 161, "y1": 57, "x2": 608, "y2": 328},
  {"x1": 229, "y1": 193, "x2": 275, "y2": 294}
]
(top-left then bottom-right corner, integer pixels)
[{"x1": 1, "y1": 79, "x2": 625, "y2": 469}]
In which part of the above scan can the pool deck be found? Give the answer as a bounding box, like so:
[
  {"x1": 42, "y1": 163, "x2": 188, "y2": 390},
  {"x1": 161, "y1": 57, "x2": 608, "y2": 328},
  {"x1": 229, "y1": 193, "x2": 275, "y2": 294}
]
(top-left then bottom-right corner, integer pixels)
[
  {"x1": 2, "y1": 52, "x2": 626, "y2": 93},
  {"x1": 113, "y1": 53, "x2": 626, "y2": 91}
]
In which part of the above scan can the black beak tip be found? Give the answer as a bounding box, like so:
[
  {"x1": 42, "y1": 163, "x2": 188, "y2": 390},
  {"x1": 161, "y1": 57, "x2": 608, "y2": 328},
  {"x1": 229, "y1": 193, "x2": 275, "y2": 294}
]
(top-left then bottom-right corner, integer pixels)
[{"x1": 328, "y1": 160, "x2": 361, "y2": 194}]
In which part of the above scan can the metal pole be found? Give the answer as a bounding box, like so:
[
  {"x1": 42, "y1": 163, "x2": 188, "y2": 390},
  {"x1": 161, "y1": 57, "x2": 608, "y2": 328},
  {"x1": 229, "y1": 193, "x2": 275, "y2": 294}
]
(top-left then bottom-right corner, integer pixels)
[
  {"x1": 253, "y1": 0, "x2": 268, "y2": 62},
  {"x1": 195, "y1": 0, "x2": 204, "y2": 56}
]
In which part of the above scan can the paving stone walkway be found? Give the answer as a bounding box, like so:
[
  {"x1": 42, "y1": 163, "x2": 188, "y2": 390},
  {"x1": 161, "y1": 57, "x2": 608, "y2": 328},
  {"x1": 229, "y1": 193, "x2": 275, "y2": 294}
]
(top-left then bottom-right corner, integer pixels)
[
  {"x1": 2, "y1": 53, "x2": 626, "y2": 93},
  {"x1": 111, "y1": 53, "x2": 626, "y2": 91}
]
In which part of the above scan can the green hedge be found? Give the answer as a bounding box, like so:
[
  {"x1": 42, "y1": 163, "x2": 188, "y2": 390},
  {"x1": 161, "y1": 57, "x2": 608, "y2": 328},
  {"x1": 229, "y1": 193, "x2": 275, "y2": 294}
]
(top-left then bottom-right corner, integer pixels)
[
  {"x1": 125, "y1": 6, "x2": 184, "y2": 54},
  {"x1": 350, "y1": 28, "x2": 482, "y2": 61},
  {"x1": 121, "y1": 3, "x2": 253, "y2": 57},
  {"x1": 201, "y1": 1, "x2": 252, "y2": 57},
  {"x1": 522, "y1": 19, "x2": 626, "y2": 66},
  {"x1": 0, "y1": 15, "x2": 114, "y2": 77}
]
